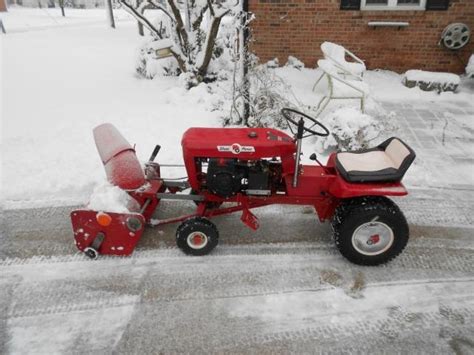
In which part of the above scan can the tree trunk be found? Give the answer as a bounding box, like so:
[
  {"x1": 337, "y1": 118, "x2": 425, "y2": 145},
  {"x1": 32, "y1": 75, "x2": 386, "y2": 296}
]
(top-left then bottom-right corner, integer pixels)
[
  {"x1": 197, "y1": 14, "x2": 224, "y2": 78},
  {"x1": 106, "y1": 0, "x2": 116, "y2": 28}
]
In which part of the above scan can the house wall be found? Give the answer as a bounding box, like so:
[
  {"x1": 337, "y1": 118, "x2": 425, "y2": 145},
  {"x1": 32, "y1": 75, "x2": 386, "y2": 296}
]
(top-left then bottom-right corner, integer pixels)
[{"x1": 248, "y1": 0, "x2": 474, "y2": 73}]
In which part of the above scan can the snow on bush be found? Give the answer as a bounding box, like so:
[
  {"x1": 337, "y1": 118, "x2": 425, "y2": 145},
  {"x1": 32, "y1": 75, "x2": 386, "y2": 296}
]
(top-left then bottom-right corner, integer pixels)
[
  {"x1": 226, "y1": 65, "x2": 301, "y2": 128},
  {"x1": 136, "y1": 40, "x2": 180, "y2": 79},
  {"x1": 466, "y1": 54, "x2": 474, "y2": 78},
  {"x1": 87, "y1": 182, "x2": 140, "y2": 213},
  {"x1": 266, "y1": 58, "x2": 279, "y2": 68},
  {"x1": 122, "y1": 0, "x2": 243, "y2": 86},
  {"x1": 315, "y1": 107, "x2": 390, "y2": 152},
  {"x1": 285, "y1": 56, "x2": 304, "y2": 70}
]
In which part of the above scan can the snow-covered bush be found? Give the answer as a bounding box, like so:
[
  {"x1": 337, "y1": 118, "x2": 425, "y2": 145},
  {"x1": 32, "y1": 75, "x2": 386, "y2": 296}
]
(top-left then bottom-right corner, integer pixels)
[
  {"x1": 136, "y1": 39, "x2": 180, "y2": 79},
  {"x1": 285, "y1": 56, "x2": 304, "y2": 70},
  {"x1": 466, "y1": 54, "x2": 474, "y2": 78},
  {"x1": 266, "y1": 58, "x2": 279, "y2": 68},
  {"x1": 315, "y1": 107, "x2": 392, "y2": 152},
  {"x1": 226, "y1": 65, "x2": 302, "y2": 128},
  {"x1": 120, "y1": 0, "x2": 243, "y2": 87}
]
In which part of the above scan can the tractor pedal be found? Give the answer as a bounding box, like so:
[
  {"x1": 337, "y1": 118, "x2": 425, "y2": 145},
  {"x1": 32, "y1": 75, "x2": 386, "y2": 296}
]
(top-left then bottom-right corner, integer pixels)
[{"x1": 241, "y1": 209, "x2": 259, "y2": 231}]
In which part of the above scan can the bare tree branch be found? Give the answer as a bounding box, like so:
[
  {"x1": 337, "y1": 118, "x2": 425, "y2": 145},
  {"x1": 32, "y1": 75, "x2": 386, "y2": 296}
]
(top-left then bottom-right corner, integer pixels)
[
  {"x1": 119, "y1": 0, "x2": 163, "y2": 39},
  {"x1": 192, "y1": 4, "x2": 208, "y2": 31},
  {"x1": 119, "y1": 0, "x2": 187, "y2": 73},
  {"x1": 148, "y1": 0, "x2": 176, "y2": 23},
  {"x1": 197, "y1": 9, "x2": 230, "y2": 77},
  {"x1": 167, "y1": 0, "x2": 190, "y2": 55},
  {"x1": 206, "y1": 0, "x2": 215, "y2": 17}
]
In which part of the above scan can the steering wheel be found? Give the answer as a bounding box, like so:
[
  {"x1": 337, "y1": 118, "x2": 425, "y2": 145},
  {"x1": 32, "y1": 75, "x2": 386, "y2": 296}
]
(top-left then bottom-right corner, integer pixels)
[{"x1": 281, "y1": 108, "x2": 330, "y2": 138}]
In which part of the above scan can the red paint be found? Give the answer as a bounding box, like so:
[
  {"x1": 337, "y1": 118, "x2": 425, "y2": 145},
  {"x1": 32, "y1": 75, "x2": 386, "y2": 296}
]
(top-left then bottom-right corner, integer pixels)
[
  {"x1": 71, "y1": 210, "x2": 146, "y2": 256},
  {"x1": 94, "y1": 123, "x2": 146, "y2": 190},
  {"x1": 369, "y1": 234, "x2": 380, "y2": 244}
]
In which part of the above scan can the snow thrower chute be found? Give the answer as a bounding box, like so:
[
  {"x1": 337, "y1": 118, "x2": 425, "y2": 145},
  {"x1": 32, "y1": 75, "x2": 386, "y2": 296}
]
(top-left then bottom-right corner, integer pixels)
[
  {"x1": 71, "y1": 108, "x2": 416, "y2": 266},
  {"x1": 93, "y1": 123, "x2": 146, "y2": 190}
]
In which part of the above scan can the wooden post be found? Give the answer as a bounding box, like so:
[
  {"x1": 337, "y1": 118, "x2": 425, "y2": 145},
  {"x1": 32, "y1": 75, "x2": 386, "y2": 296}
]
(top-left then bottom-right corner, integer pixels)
[
  {"x1": 59, "y1": 0, "x2": 65, "y2": 16},
  {"x1": 106, "y1": 0, "x2": 115, "y2": 28}
]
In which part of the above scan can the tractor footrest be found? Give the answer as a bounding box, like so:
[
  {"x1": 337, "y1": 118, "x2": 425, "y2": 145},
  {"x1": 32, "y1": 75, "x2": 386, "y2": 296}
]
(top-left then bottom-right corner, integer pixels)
[{"x1": 241, "y1": 209, "x2": 259, "y2": 230}]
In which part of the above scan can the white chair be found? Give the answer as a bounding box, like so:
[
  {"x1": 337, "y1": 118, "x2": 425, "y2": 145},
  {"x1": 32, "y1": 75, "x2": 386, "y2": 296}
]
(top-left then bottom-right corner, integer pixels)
[
  {"x1": 312, "y1": 59, "x2": 368, "y2": 118},
  {"x1": 320, "y1": 41, "x2": 366, "y2": 79}
]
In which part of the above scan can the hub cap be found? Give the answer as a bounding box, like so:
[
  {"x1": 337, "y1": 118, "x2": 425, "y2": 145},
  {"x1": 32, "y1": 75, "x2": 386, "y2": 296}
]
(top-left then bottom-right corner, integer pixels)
[
  {"x1": 352, "y1": 221, "x2": 394, "y2": 256},
  {"x1": 187, "y1": 232, "x2": 208, "y2": 250}
]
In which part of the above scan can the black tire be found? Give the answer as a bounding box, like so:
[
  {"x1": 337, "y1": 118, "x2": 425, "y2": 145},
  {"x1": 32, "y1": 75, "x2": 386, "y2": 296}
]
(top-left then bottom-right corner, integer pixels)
[
  {"x1": 190, "y1": 189, "x2": 222, "y2": 209},
  {"x1": 332, "y1": 196, "x2": 409, "y2": 266},
  {"x1": 176, "y1": 217, "x2": 219, "y2": 256}
]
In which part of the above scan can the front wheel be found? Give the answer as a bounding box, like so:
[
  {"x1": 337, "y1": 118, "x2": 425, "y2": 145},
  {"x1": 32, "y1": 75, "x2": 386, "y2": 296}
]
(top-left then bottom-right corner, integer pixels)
[
  {"x1": 332, "y1": 197, "x2": 409, "y2": 266},
  {"x1": 176, "y1": 217, "x2": 219, "y2": 256}
]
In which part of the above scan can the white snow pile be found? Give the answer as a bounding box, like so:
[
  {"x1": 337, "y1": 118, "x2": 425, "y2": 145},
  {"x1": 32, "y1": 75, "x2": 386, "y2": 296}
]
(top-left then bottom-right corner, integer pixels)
[
  {"x1": 466, "y1": 54, "x2": 474, "y2": 78},
  {"x1": 266, "y1": 58, "x2": 280, "y2": 68},
  {"x1": 316, "y1": 107, "x2": 387, "y2": 152},
  {"x1": 285, "y1": 56, "x2": 305, "y2": 69},
  {"x1": 87, "y1": 182, "x2": 139, "y2": 213}
]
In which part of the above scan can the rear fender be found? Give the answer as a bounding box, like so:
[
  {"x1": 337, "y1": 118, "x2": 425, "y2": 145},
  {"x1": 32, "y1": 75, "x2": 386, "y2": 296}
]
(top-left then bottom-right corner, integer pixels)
[{"x1": 329, "y1": 174, "x2": 408, "y2": 199}]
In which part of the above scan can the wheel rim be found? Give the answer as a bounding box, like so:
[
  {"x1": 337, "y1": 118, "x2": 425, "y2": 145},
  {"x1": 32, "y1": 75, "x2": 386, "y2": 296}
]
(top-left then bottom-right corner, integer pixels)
[
  {"x1": 443, "y1": 24, "x2": 470, "y2": 50},
  {"x1": 351, "y1": 221, "x2": 394, "y2": 256},
  {"x1": 187, "y1": 232, "x2": 208, "y2": 250}
]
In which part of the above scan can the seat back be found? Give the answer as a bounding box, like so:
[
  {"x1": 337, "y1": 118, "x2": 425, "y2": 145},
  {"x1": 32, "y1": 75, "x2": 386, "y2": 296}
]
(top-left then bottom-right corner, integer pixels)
[
  {"x1": 385, "y1": 138, "x2": 411, "y2": 169},
  {"x1": 321, "y1": 41, "x2": 366, "y2": 77},
  {"x1": 321, "y1": 42, "x2": 346, "y2": 62},
  {"x1": 379, "y1": 137, "x2": 416, "y2": 180}
]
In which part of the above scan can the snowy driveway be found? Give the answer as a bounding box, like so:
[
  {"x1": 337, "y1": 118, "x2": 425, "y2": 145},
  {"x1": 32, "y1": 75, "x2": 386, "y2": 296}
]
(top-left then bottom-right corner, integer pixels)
[{"x1": 2, "y1": 186, "x2": 474, "y2": 354}]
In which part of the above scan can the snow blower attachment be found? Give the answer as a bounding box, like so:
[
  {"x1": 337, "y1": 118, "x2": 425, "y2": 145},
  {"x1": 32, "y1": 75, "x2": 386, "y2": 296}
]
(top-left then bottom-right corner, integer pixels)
[
  {"x1": 71, "y1": 109, "x2": 416, "y2": 265},
  {"x1": 71, "y1": 123, "x2": 164, "y2": 258}
]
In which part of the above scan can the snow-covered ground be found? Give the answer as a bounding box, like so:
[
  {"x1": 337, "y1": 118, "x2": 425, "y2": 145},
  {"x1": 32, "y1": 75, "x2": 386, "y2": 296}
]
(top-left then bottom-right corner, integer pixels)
[{"x1": 2, "y1": 7, "x2": 474, "y2": 209}]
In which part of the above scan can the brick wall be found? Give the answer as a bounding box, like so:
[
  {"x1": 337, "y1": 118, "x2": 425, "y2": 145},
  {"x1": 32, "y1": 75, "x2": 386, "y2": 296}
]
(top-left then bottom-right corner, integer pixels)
[
  {"x1": 0, "y1": 0, "x2": 7, "y2": 12},
  {"x1": 248, "y1": 0, "x2": 474, "y2": 73}
]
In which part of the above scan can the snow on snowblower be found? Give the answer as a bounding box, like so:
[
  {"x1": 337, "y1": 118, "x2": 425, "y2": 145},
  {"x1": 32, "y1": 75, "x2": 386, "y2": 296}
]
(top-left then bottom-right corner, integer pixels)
[{"x1": 71, "y1": 108, "x2": 416, "y2": 265}]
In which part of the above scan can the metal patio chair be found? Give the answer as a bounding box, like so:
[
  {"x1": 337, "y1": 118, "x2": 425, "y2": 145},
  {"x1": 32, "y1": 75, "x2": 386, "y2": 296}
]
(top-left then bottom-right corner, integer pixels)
[{"x1": 312, "y1": 59, "x2": 367, "y2": 118}]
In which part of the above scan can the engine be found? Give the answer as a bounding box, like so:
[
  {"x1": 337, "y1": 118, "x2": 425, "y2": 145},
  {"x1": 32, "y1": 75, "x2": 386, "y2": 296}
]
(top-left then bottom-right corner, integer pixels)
[{"x1": 206, "y1": 158, "x2": 275, "y2": 198}]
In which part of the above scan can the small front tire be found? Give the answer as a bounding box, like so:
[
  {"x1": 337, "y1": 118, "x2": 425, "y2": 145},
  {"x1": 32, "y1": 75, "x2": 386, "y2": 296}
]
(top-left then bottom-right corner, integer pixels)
[
  {"x1": 176, "y1": 217, "x2": 219, "y2": 256},
  {"x1": 332, "y1": 197, "x2": 409, "y2": 266}
]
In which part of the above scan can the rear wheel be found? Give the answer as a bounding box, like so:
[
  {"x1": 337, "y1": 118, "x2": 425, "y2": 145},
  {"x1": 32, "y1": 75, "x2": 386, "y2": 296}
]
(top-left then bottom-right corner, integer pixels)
[
  {"x1": 332, "y1": 196, "x2": 409, "y2": 266},
  {"x1": 176, "y1": 217, "x2": 219, "y2": 256}
]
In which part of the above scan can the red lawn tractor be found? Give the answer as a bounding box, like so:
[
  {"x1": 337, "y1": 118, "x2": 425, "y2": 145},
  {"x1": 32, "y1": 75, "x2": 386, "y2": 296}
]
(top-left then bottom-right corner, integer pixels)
[{"x1": 71, "y1": 109, "x2": 416, "y2": 265}]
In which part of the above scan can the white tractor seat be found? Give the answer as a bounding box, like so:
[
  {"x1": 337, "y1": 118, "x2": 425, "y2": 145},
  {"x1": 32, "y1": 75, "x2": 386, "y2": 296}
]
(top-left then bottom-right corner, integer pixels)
[{"x1": 336, "y1": 137, "x2": 416, "y2": 183}]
